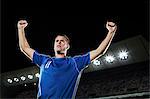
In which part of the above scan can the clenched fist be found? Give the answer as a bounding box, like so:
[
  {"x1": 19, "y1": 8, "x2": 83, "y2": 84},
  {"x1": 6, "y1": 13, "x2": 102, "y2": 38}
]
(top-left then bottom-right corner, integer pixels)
[
  {"x1": 17, "y1": 20, "x2": 28, "y2": 29},
  {"x1": 106, "y1": 21, "x2": 117, "y2": 33}
]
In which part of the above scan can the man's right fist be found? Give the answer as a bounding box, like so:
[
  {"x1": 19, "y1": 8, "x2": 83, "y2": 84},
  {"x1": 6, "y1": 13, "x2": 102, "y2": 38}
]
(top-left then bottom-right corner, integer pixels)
[{"x1": 17, "y1": 20, "x2": 28, "y2": 29}]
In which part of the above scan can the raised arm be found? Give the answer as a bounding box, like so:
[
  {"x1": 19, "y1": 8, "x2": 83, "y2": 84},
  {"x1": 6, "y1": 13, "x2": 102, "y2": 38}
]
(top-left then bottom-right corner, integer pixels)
[
  {"x1": 17, "y1": 20, "x2": 35, "y2": 60},
  {"x1": 90, "y1": 21, "x2": 117, "y2": 61}
]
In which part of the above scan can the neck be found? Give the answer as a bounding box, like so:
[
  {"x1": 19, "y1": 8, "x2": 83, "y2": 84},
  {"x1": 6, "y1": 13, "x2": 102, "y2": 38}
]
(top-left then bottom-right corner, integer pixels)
[{"x1": 55, "y1": 51, "x2": 66, "y2": 58}]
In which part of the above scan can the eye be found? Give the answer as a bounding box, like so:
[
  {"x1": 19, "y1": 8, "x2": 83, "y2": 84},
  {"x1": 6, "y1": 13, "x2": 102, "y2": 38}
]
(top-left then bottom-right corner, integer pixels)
[
  {"x1": 56, "y1": 40, "x2": 59, "y2": 42},
  {"x1": 61, "y1": 40, "x2": 65, "y2": 43}
]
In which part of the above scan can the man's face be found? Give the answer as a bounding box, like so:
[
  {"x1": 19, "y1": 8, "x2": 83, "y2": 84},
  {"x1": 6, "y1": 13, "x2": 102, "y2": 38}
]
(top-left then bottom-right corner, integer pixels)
[{"x1": 54, "y1": 36, "x2": 69, "y2": 52}]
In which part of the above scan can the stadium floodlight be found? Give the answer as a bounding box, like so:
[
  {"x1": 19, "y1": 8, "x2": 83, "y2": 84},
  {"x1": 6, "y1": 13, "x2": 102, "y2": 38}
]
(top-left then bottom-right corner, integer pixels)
[
  {"x1": 24, "y1": 84, "x2": 27, "y2": 86},
  {"x1": 105, "y1": 55, "x2": 115, "y2": 63},
  {"x1": 93, "y1": 60, "x2": 101, "y2": 66},
  {"x1": 35, "y1": 73, "x2": 40, "y2": 78},
  {"x1": 7, "y1": 78, "x2": 13, "y2": 83},
  {"x1": 34, "y1": 83, "x2": 36, "y2": 86},
  {"x1": 14, "y1": 78, "x2": 19, "y2": 82},
  {"x1": 28, "y1": 74, "x2": 33, "y2": 79},
  {"x1": 118, "y1": 51, "x2": 128, "y2": 60},
  {"x1": 20, "y1": 76, "x2": 26, "y2": 81}
]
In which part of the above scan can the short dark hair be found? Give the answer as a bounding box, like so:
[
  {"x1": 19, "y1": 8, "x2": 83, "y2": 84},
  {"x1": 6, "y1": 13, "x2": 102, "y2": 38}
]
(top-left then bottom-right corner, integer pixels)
[{"x1": 56, "y1": 34, "x2": 70, "y2": 44}]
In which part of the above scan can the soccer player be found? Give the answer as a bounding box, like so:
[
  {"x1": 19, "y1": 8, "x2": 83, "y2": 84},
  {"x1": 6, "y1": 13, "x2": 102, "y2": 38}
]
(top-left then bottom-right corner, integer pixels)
[{"x1": 17, "y1": 19, "x2": 117, "y2": 99}]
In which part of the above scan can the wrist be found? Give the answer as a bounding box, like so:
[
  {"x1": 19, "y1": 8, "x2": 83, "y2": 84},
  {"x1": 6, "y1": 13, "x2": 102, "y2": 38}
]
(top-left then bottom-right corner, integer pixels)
[
  {"x1": 108, "y1": 31, "x2": 114, "y2": 34},
  {"x1": 18, "y1": 28, "x2": 24, "y2": 31},
  {"x1": 18, "y1": 28, "x2": 25, "y2": 33}
]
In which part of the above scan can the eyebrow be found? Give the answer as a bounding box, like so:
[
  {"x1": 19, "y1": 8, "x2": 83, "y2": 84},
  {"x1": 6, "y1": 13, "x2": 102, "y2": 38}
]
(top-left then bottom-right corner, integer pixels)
[{"x1": 55, "y1": 39, "x2": 65, "y2": 42}]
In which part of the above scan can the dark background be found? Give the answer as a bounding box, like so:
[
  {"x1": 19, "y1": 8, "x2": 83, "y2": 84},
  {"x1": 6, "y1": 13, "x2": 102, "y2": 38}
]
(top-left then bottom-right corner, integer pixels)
[{"x1": 1, "y1": 0, "x2": 149, "y2": 73}]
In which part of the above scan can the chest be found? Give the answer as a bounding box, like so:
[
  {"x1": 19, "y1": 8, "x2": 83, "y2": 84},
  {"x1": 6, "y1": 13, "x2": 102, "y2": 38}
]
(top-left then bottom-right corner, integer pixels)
[{"x1": 41, "y1": 59, "x2": 76, "y2": 77}]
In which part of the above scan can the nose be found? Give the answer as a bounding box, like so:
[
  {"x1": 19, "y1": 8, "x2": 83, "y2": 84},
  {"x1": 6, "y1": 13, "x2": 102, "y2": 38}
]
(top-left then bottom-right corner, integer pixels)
[{"x1": 58, "y1": 41, "x2": 61, "y2": 44}]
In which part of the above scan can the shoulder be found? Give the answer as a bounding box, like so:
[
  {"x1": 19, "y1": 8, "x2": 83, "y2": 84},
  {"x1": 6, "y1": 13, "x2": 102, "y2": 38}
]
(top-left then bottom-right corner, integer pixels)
[
  {"x1": 34, "y1": 51, "x2": 51, "y2": 57},
  {"x1": 73, "y1": 52, "x2": 90, "y2": 58}
]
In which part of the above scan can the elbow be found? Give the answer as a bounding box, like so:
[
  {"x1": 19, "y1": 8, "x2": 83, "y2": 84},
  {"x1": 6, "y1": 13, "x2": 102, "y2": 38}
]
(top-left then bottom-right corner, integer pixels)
[
  {"x1": 19, "y1": 46, "x2": 25, "y2": 53},
  {"x1": 95, "y1": 49, "x2": 105, "y2": 58},
  {"x1": 19, "y1": 45, "x2": 28, "y2": 53}
]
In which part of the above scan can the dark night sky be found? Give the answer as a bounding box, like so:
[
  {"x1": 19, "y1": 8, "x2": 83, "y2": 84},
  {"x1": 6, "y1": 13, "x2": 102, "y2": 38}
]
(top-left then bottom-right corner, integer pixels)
[{"x1": 1, "y1": 0, "x2": 149, "y2": 73}]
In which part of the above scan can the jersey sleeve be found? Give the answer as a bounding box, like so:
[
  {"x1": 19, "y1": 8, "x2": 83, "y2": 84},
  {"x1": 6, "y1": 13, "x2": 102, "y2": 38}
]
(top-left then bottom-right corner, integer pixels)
[
  {"x1": 32, "y1": 51, "x2": 50, "y2": 67},
  {"x1": 73, "y1": 52, "x2": 91, "y2": 72}
]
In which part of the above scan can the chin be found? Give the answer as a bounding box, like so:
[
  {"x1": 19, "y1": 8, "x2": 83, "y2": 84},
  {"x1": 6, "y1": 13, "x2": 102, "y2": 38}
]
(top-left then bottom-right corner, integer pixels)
[{"x1": 55, "y1": 49, "x2": 63, "y2": 53}]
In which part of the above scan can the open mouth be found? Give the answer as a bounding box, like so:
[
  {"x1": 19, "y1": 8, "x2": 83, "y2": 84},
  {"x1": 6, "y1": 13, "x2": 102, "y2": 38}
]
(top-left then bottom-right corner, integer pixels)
[{"x1": 57, "y1": 45, "x2": 61, "y2": 48}]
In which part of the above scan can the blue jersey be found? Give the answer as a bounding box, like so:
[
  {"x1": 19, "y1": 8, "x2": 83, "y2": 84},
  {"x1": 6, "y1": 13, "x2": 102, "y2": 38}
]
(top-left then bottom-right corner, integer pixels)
[{"x1": 32, "y1": 51, "x2": 91, "y2": 99}]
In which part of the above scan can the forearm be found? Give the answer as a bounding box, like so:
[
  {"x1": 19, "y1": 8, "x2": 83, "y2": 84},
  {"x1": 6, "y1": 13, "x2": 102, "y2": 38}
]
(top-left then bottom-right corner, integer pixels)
[
  {"x1": 97, "y1": 31, "x2": 115, "y2": 54},
  {"x1": 18, "y1": 29, "x2": 30, "y2": 51},
  {"x1": 90, "y1": 31, "x2": 115, "y2": 61},
  {"x1": 18, "y1": 28, "x2": 35, "y2": 60}
]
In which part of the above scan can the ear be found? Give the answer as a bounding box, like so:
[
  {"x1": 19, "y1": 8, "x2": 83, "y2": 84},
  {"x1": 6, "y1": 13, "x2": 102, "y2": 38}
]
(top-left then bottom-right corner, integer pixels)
[{"x1": 66, "y1": 44, "x2": 70, "y2": 50}]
